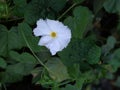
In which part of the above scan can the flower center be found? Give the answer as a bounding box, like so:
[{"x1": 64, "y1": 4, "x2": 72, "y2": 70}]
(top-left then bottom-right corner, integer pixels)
[{"x1": 50, "y1": 32, "x2": 57, "y2": 38}]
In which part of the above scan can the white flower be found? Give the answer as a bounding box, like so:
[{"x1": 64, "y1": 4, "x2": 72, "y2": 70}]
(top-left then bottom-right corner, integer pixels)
[{"x1": 33, "y1": 19, "x2": 71, "y2": 55}]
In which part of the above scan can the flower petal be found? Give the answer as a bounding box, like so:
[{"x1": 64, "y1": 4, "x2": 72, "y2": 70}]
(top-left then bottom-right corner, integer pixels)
[
  {"x1": 57, "y1": 38, "x2": 71, "y2": 51},
  {"x1": 33, "y1": 19, "x2": 51, "y2": 36},
  {"x1": 58, "y1": 28, "x2": 71, "y2": 39},
  {"x1": 38, "y1": 36, "x2": 53, "y2": 46},
  {"x1": 46, "y1": 19, "x2": 64, "y2": 32},
  {"x1": 46, "y1": 19, "x2": 72, "y2": 36},
  {"x1": 45, "y1": 40, "x2": 60, "y2": 55},
  {"x1": 57, "y1": 27, "x2": 71, "y2": 50}
]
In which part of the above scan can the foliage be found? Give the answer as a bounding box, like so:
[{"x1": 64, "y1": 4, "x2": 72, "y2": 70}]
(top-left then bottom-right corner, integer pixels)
[
  {"x1": 64, "y1": 6, "x2": 93, "y2": 39},
  {"x1": 0, "y1": 0, "x2": 120, "y2": 90},
  {"x1": 103, "y1": 0, "x2": 120, "y2": 13}
]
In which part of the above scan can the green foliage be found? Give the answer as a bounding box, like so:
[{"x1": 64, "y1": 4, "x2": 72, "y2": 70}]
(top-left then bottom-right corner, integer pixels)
[
  {"x1": 13, "y1": 0, "x2": 27, "y2": 17},
  {"x1": 0, "y1": 1, "x2": 9, "y2": 18},
  {"x1": 24, "y1": 0, "x2": 66, "y2": 25},
  {"x1": 73, "y1": 0, "x2": 85, "y2": 4},
  {"x1": 0, "y1": 68, "x2": 23, "y2": 83},
  {"x1": 102, "y1": 36, "x2": 116, "y2": 55},
  {"x1": 1, "y1": 63, "x2": 35, "y2": 83},
  {"x1": 24, "y1": 0, "x2": 48, "y2": 25},
  {"x1": 103, "y1": 0, "x2": 120, "y2": 13},
  {"x1": 59, "y1": 38, "x2": 101, "y2": 66},
  {"x1": 49, "y1": 0, "x2": 66, "y2": 12},
  {"x1": 1, "y1": 51, "x2": 37, "y2": 83},
  {"x1": 93, "y1": 0, "x2": 106, "y2": 14},
  {"x1": 64, "y1": 6, "x2": 93, "y2": 39},
  {"x1": 114, "y1": 76, "x2": 120, "y2": 87},
  {"x1": 61, "y1": 84, "x2": 79, "y2": 90},
  {"x1": 18, "y1": 22, "x2": 41, "y2": 52},
  {"x1": 9, "y1": 51, "x2": 37, "y2": 64},
  {"x1": 0, "y1": 25, "x2": 22, "y2": 57},
  {"x1": 0, "y1": 0, "x2": 120, "y2": 90},
  {"x1": 108, "y1": 49, "x2": 120, "y2": 72},
  {"x1": 46, "y1": 58, "x2": 69, "y2": 82},
  {"x1": 87, "y1": 45, "x2": 101, "y2": 64},
  {"x1": 0, "y1": 58, "x2": 7, "y2": 69},
  {"x1": 67, "y1": 64, "x2": 80, "y2": 79}
]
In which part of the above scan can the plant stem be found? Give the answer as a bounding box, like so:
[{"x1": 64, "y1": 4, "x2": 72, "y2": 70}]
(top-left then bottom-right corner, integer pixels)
[
  {"x1": 57, "y1": 3, "x2": 76, "y2": 20},
  {"x1": 21, "y1": 30, "x2": 49, "y2": 71}
]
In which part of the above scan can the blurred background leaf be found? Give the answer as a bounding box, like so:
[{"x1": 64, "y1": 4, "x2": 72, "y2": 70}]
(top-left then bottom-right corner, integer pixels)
[
  {"x1": 102, "y1": 36, "x2": 116, "y2": 56},
  {"x1": 18, "y1": 22, "x2": 41, "y2": 52},
  {"x1": 64, "y1": 6, "x2": 93, "y2": 39},
  {"x1": 0, "y1": 57, "x2": 7, "y2": 69},
  {"x1": 0, "y1": 25, "x2": 23, "y2": 57},
  {"x1": 103, "y1": 0, "x2": 120, "y2": 13},
  {"x1": 93, "y1": 0, "x2": 106, "y2": 14},
  {"x1": 59, "y1": 37, "x2": 101, "y2": 66},
  {"x1": 46, "y1": 58, "x2": 69, "y2": 82}
]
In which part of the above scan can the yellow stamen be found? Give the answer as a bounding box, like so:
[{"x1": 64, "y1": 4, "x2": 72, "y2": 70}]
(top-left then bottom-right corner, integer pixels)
[{"x1": 51, "y1": 32, "x2": 57, "y2": 38}]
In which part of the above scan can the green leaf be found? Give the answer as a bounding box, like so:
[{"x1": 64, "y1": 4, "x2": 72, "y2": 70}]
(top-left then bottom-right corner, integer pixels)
[
  {"x1": 59, "y1": 38, "x2": 101, "y2": 66},
  {"x1": 74, "y1": 71, "x2": 95, "y2": 90},
  {"x1": 67, "y1": 64, "x2": 85, "y2": 90},
  {"x1": 18, "y1": 22, "x2": 41, "y2": 52},
  {"x1": 61, "y1": 84, "x2": 79, "y2": 90},
  {"x1": 51, "y1": 87, "x2": 61, "y2": 90},
  {"x1": 49, "y1": 0, "x2": 66, "y2": 12},
  {"x1": 0, "y1": 25, "x2": 8, "y2": 56},
  {"x1": 9, "y1": 51, "x2": 37, "y2": 64},
  {"x1": 9, "y1": 51, "x2": 21, "y2": 61},
  {"x1": 0, "y1": 1, "x2": 9, "y2": 19},
  {"x1": 0, "y1": 25, "x2": 23, "y2": 56},
  {"x1": 32, "y1": 67, "x2": 43, "y2": 84},
  {"x1": 36, "y1": 47, "x2": 51, "y2": 62},
  {"x1": 38, "y1": 71, "x2": 55, "y2": 86},
  {"x1": 64, "y1": 6, "x2": 93, "y2": 39},
  {"x1": 1, "y1": 71, "x2": 23, "y2": 83},
  {"x1": 86, "y1": 45, "x2": 101, "y2": 64},
  {"x1": 13, "y1": 0, "x2": 27, "y2": 6},
  {"x1": 24, "y1": 0, "x2": 66, "y2": 24},
  {"x1": 1, "y1": 64, "x2": 23, "y2": 83},
  {"x1": 109, "y1": 49, "x2": 120, "y2": 72},
  {"x1": 20, "y1": 53, "x2": 37, "y2": 64},
  {"x1": 67, "y1": 64, "x2": 80, "y2": 79},
  {"x1": 46, "y1": 58, "x2": 69, "y2": 82},
  {"x1": 102, "y1": 36, "x2": 116, "y2": 55},
  {"x1": 0, "y1": 58, "x2": 7, "y2": 69},
  {"x1": 1, "y1": 62, "x2": 36, "y2": 83},
  {"x1": 93, "y1": 0, "x2": 106, "y2": 14},
  {"x1": 103, "y1": 0, "x2": 120, "y2": 13},
  {"x1": 114, "y1": 76, "x2": 120, "y2": 87},
  {"x1": 13, "y1": 0, "x2": 27, "y2": 17},
  {"x1": 8, "y1": 27, "x2": 23, "y2": 50},
  {"x1": 6, "y1": 63, "x2": 26, "y2": 75},
  {"x1": 70, "y1": 71, "x2": 96, "y2": 90},
  {"x1": 73, "y1": 0, "x2": 85, "y2": 4},
  {"x1": 82, "y1": 70, "x2": 96, "y2": 82},
  {"x1": 24, "y1": 0, "x2": 48, "y2": 25},
  {"x1": 75, "y1": 77, "x2": 84, "y2": 90}
]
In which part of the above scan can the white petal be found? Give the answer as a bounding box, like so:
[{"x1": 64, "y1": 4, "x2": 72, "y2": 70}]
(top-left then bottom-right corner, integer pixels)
[
  {"x1": 46, "y1": 19, "x2": 72, "y2": 37},
  {"x1": 45, "y1": 40, "x2": 60, "y2": 55},
  {"x1": 58, "y1": 27, "x2": 71, "y2": 39},
  {"x1": 46, "y1": 19, "x2": 65, "y2": 32},
  {"x1": 38, "y1": 36, "x2": 53, "y2": 46},
  {"x1": 33, "y1": 19, "x2": 51, "y2": 36},
  {"x1": 57, "y1": 27, "x2": 71, "y2": 50},
  {"x1": 57, "y1": 38, "x2": 71, "y2": 50}
]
